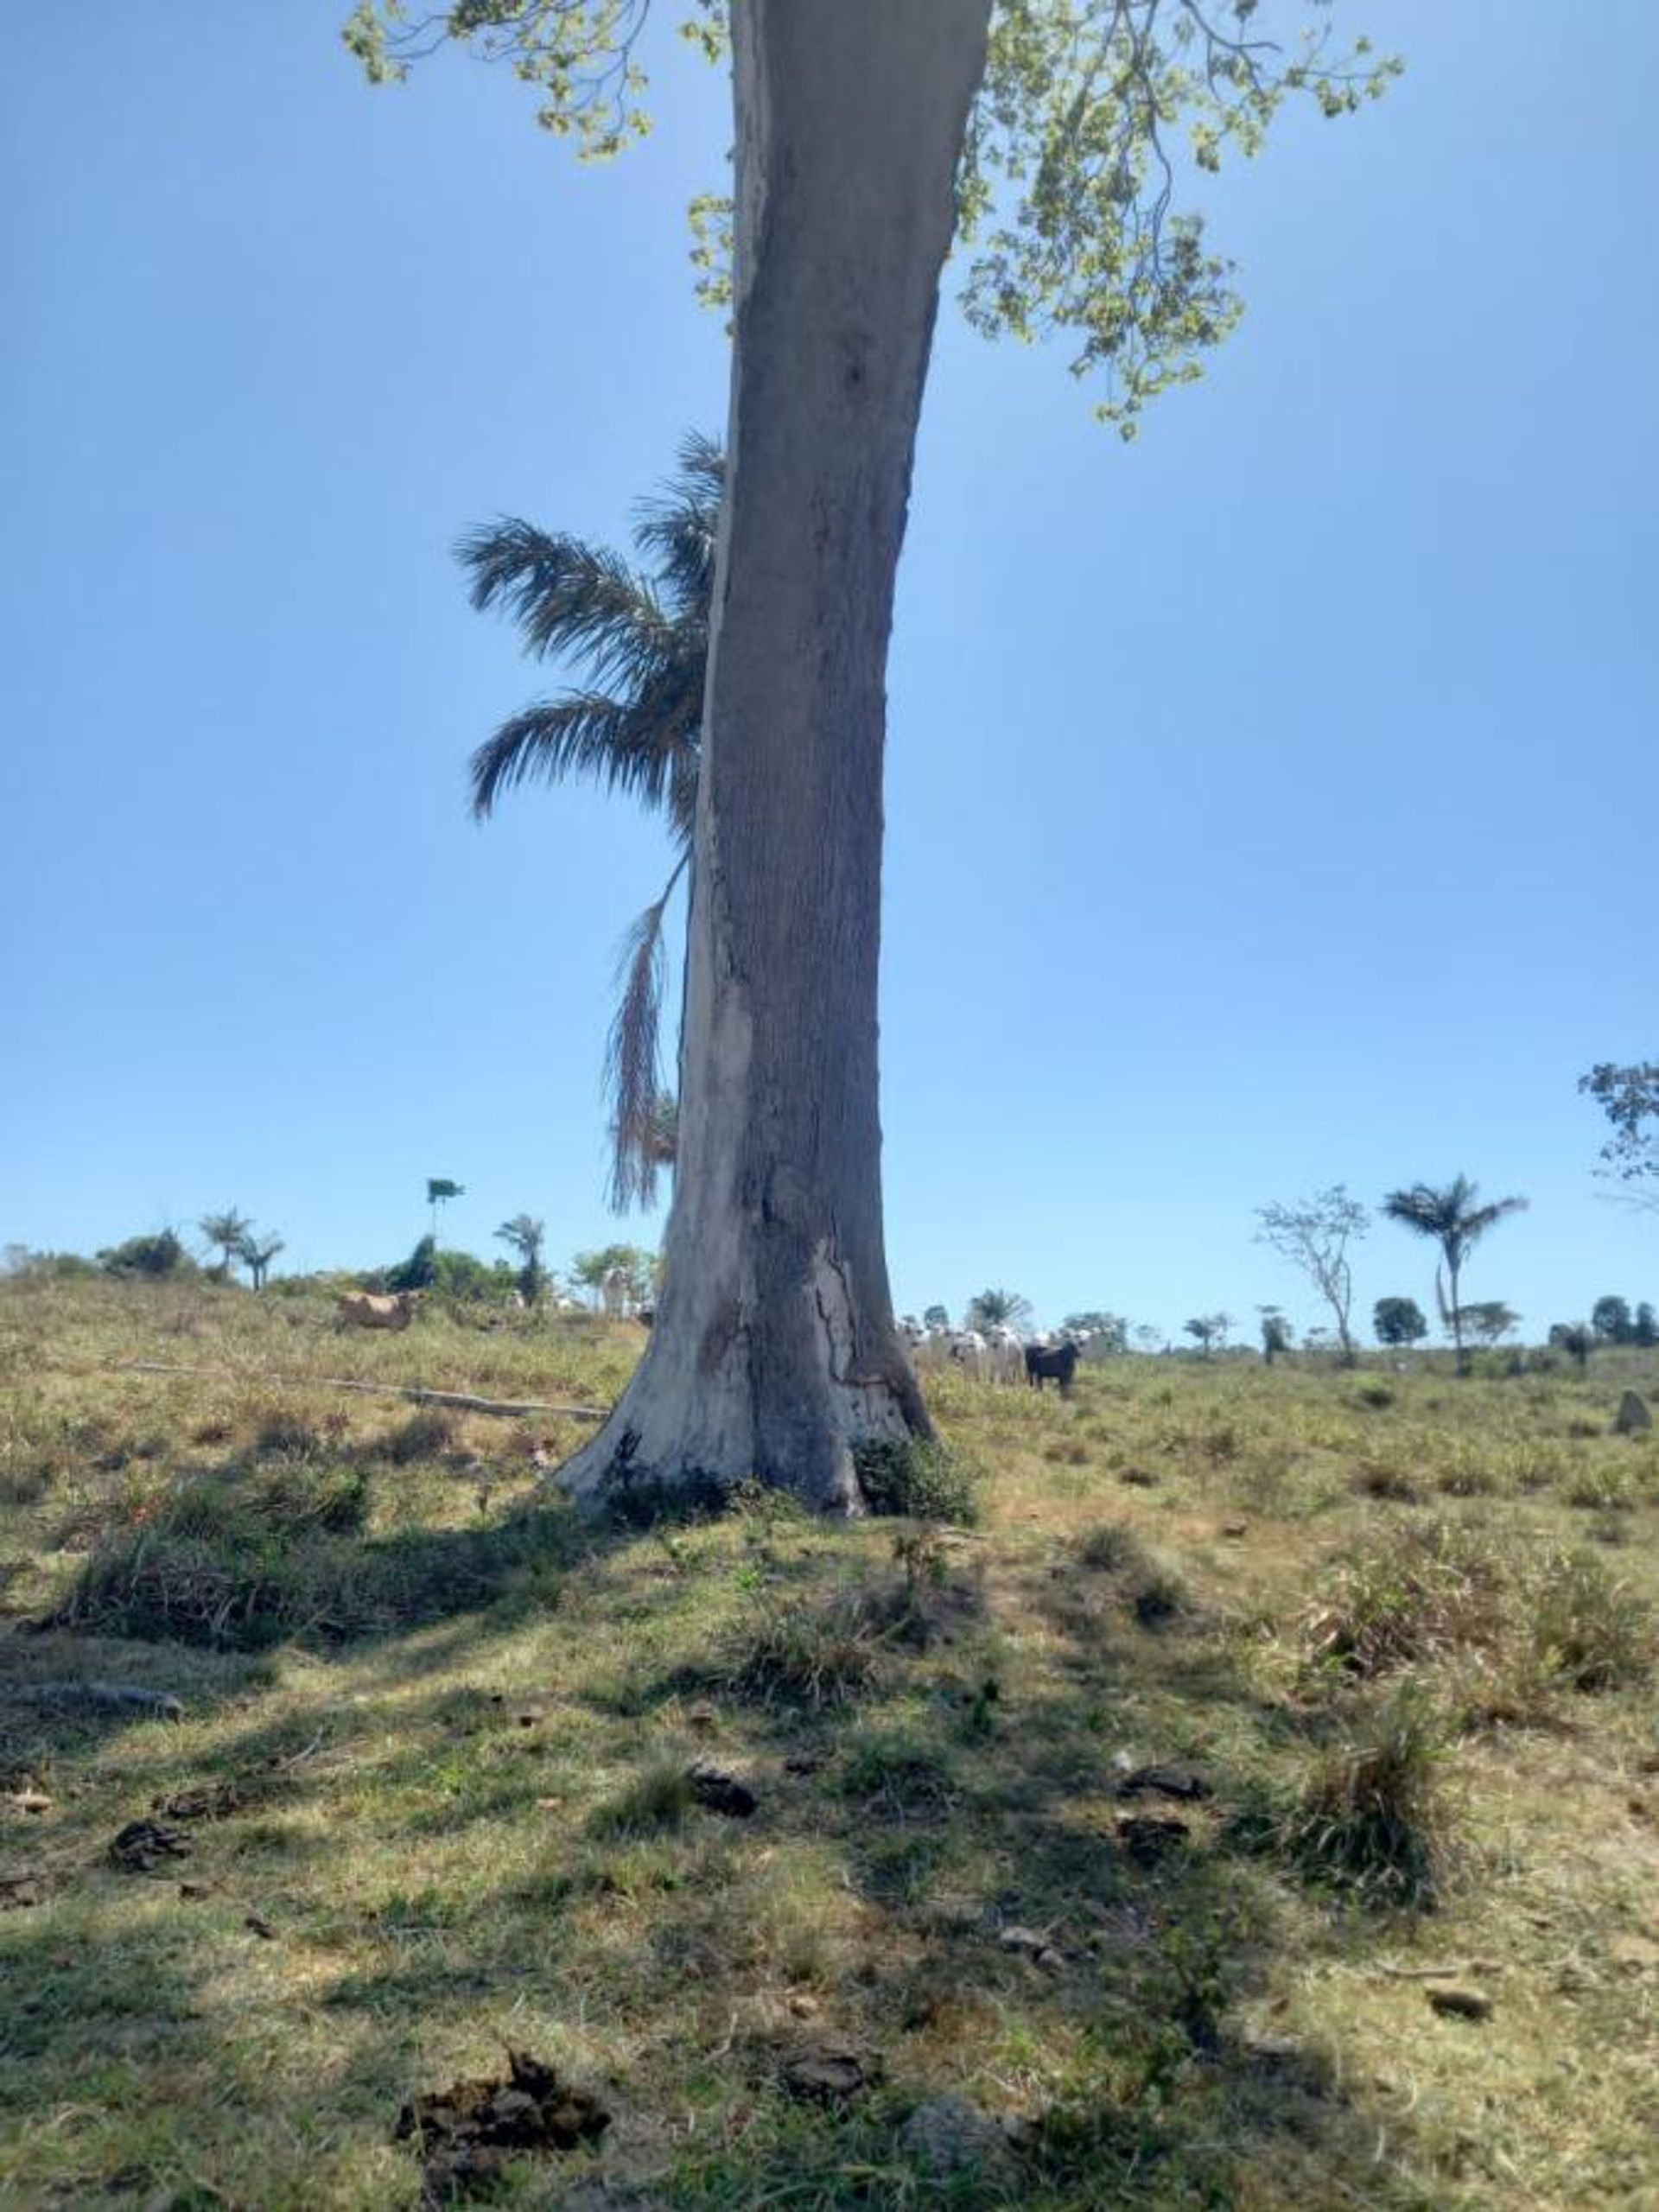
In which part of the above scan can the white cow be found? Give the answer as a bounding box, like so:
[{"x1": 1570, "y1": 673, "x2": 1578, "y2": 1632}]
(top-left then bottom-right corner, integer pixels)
[
  {"x1": 337, "y1": 1290, "x2": 421, "y2": 1332},
  {"x1": 949, "y1": 1329, "x2": 989, "y2": 1382},
  {"x1": 911, "y1": 1326, "x2": 954, "y2": 1375},
  {"x1": 985, "y1": 1325, "x2": 1026, "y2": 1386},
  {"x1": 600, "y1": 1266, "x2": 631, "y2": 1319}
]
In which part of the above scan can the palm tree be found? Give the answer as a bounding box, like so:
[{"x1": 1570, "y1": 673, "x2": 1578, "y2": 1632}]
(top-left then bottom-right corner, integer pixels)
[
  {"x1": 461, "y1": 434, "x2": 721, "y2": 1212},
  {"x1": 235, "y1": 1230, "x2": 284, "y2": 1292},
  {"x1": 1381, "y1": 1176, "x2": 1529, "y2": 1373},
  {"x1": 199, "y1": 1209, "x2": 252, "y2": 1281},
  {"x1": 494, "y1": 1214, "x2": 548, "y2": 1304},
  {"x1": 963, "y1": 1287, "x2": 1032, "y2": 1332}
]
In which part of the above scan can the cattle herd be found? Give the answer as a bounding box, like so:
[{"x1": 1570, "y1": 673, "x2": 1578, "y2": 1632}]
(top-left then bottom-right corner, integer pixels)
[
  {"x1": 335, "y1": 1287, "x2": 1096, "y2": 1392},
  {"x1": 899, "y1": 1319, "x2": 1101, "y2": 1392}
]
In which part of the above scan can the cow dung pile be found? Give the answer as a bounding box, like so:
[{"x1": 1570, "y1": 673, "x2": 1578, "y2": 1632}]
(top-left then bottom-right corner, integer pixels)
[{"x1": 394, "y1": 2049, "x2": 610, "y2": 2201}]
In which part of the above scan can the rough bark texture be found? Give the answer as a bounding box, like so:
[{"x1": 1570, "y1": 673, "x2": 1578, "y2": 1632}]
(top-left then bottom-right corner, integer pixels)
[{"x1": 561, "y1": 0, "x2": 993, "y2": 1514}]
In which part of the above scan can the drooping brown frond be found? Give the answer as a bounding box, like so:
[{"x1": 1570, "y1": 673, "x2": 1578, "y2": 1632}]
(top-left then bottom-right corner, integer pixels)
[{"x1": 605, "y1": 855, "x2": 689, "y2": 1213}]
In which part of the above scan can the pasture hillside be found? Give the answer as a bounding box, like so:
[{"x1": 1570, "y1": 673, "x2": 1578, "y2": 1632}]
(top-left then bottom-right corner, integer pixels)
[{"x1": 2, "y1": 1274, "x2": 1656, "y2": 2209}]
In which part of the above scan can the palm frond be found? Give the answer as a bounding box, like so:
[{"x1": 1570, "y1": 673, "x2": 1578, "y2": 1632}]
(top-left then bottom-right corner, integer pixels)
[
  {"x1": 605, "y1": 855, "x2": 689, "y2": 1214},
  {"x1": 1382, "y1": 1183, "x2": 1460, "y2": 1243},
  {"x1": 456, "y1": 521, "x2": 680, "y2": 693},
  {"x1": 468, "y1": 693, "x2": 698, "y2": 823},
  {"x1": 633, "y1": 433, "x2": 725, "y2": 623},
  {"x1": 1456, "y1": 1196, "x2": 1529, "y2": 1252}
]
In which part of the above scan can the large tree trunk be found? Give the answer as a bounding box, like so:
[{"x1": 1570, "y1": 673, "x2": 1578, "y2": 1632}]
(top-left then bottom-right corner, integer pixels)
[{"x1": 561, "y1": 0, "x2": 992, "y2": 1514}]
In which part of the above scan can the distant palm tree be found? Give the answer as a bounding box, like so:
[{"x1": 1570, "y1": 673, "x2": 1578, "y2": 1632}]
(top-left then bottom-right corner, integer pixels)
[
  {"x1": 1381, "y1": 1176, "x2": 1528, "y2": 1373},
  {"x1": 199, "y1": 1209, "x2": 252, "y2": 1281},
  {"x1": 494, "y1": 1213, "x2": 548, "y2": 1303},
  {"x1": 460, "y1": 434, "x2": 721, "y2": 1212},
  {"x1": 235, "y1": 1230, "x2": 284, "y2": 1292},
  {"x1": 964, "y1": 1287, "x2": 1033, "y2": 1332}
]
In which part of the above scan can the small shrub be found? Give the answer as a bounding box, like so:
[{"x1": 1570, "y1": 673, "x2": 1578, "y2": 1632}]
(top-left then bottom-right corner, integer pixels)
[
  {"x1": 853, "y1": 1437, "x2": 978, "y2": 1523},
  {"x1": 1529, "y1": 1550, "x2": 1654, "y2": 1692},
  {"x1": 1565, "y1": 1467, "x2": 1637, "y2": 1512},
  {"x1": 1132, "y1": 1563, "x2": 1191, "y2": 1628},
  {"x1": 58, "y1": 1491, "x2": 571, "y2": 1649},
  {"x1": 1352, "y1": 1460, "x2": 1424, "y2": 1503},
  {"x1": 1044, "y1": 1437, "x2": 1091, "y2": 1465},
  {"x1": 836, "y1": 1726, "x2": 957, "y2": 1819},
  {"x1": 1073, "y1": 1522, "x2": 1155, "y2": 1575},
  {"x1": 588, "y1": 1763, "x2": 695, "y2": 1838},
  {"x1": 1274, "y1": 1688, "x2": 1451, "y2": 1906},
  {"x1": 1434, "y1": 1447, "x2": 1497, "y2": 1499},
  {"x1": 378, "y1": 1409, "x2": 457, "y2": 1466},
  {"x1": 99, "y1": 1230, "x2": 190, "y2": 1278},
  {"x1": 727, "y1": 1588, "x2": 890, "y2": 1708},
  {"x1": 257, "y1": 1459, "x2": 370, "y2": 1535},
  {"x1": 1304, "y1": 1520, "x2": 1508, "y2": 1679},
  {"x1": 252, "y1": 1412, "x2": 325, "y2": 1459},
  {"x1": 1072, "y1": 1522, "x2": 1189, "y2": 1626}
]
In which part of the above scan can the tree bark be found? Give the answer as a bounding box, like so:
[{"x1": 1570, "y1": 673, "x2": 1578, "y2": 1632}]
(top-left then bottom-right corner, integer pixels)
[{"x1": 561, "y1": 0, "x2": 993, "y2": 1514}]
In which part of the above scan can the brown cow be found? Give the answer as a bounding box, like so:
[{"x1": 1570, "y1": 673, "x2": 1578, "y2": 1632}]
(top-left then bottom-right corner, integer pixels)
[{"x1": 336, "y1": 1290, "x2": 421, "y2": 1332}]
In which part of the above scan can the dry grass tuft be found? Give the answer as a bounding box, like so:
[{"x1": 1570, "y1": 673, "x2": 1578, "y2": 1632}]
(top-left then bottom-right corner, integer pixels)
[
  {"x1": 1272, "y1": 1686, "x2": 1452, "y2": 1906},
  {"x1": 1303, "y1": 1518, "x2": 1509, "y2": 1679}
]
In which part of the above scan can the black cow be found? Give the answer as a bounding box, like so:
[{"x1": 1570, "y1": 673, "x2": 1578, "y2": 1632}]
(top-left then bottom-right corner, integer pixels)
[{"x1": 1025, "y1": 1339, "x2": 1080, "y2": 1394}]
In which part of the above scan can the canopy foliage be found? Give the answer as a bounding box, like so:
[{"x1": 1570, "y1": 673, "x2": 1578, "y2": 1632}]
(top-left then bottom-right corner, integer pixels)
[{"x1": 345, "y1": 0, "x2": 1397, "y2": 430}]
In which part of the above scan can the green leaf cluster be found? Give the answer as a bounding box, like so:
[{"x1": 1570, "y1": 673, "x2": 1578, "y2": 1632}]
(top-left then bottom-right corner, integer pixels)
[
  {"x1": 343, "y1": 0, "x2": 728, "y2": 161},
  {"x1": 958, "y1": 1, "x2": 1401, "y2": 433},
  {"x1": 344, "y1": 0, "x2": 1398, "y2": 433}
]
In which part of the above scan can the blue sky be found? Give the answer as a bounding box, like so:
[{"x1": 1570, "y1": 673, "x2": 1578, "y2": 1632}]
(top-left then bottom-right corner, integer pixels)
[{"x1": 3, "y1": 2, "x2": 1655, "y2": 1344}]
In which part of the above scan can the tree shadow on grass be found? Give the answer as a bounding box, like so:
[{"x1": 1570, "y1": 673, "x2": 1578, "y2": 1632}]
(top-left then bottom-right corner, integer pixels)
[
  {"x1": 0, "y1": 1492, "x2": 1477, "y2": 2210},
  {"x1": 685, "y1": 1550, "x2": 1462, "y2": 2210}
]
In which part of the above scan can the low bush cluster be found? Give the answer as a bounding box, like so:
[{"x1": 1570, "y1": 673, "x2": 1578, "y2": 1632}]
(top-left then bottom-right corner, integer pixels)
[
  {"x1": 56, "y1": 1465, "x2": 572, "y2": 1649},
  {"x1": 853, "y1": 1436, "x2": 979, "y2": 1523}
]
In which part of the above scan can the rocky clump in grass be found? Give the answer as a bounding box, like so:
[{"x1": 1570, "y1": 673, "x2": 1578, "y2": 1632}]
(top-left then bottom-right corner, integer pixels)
[
  {"x1": 900, "y1": 2094, "x2": 1019, "y2": 2182},
  {"x1": 780, "y1": 2041, "x2": 871, "y2": 2103},
  {"x1": 1116, "y1": 1762, "x2": 1212, "y2": 1802},
  {"x1": 109, "y1": 1819, "x2": 194, "y2": 1872},
  {"x1": 687, "y1": 1761, "x2": 757, "y2": 1817},
  {"x1": 1427, "y1": 1984, "x2": 1494, "y2": 2020},
  {"x1": 1071, "y1": 1522, "x2": 1192, "y2": 1628},
  {"x1": 1613, "y1": 1390, "x2": 1651, "y2": 1436},
  {"x1": 394, "y1": 2050, "x2": 610, "y2": 2202},
  {"x1": 1116, "y1": 1814, "x2": 1192, "y2": 1867}
]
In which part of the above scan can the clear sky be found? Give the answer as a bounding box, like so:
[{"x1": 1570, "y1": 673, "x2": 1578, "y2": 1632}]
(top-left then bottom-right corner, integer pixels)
[{"x1": 3, "y1": 3, "x2": 1655, "y2": 1345}]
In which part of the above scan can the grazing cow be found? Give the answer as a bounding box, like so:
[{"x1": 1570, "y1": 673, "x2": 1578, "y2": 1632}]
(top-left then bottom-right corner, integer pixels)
[
  {"x1": 600, "y1": 1266, "x2": 631, "y2": 1319},
  {"x1": 337, "y1": 1290, "x2": 421, "y2": 1332},
  {"x1": 911, "y1": 1326, "x2": 953, "y2": 1375},
  {"x1": 1025, "y1": 1338, "x2": 1080, "y2": 1393},
  {"x1": 950, "y1": 1329, "x2": 989, "y2": 1382},
  {"x1": 985, "y1": 1329, "x2": 1026, "y2": 1388}
]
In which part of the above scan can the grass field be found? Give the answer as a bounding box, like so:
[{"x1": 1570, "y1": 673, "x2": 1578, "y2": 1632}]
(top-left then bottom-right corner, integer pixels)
[{"x1": 3, "y1": 1273, "x2": 1656, "y2": 2209}]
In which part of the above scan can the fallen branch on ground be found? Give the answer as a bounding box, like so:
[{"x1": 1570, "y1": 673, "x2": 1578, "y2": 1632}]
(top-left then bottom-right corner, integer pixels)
[
  {"x1": 5, "y1": 1681, "x2": 185, "y2": 1719},
  {"x1": 109, "y1": 1361, "x2": 606, "y2": 1421}
]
